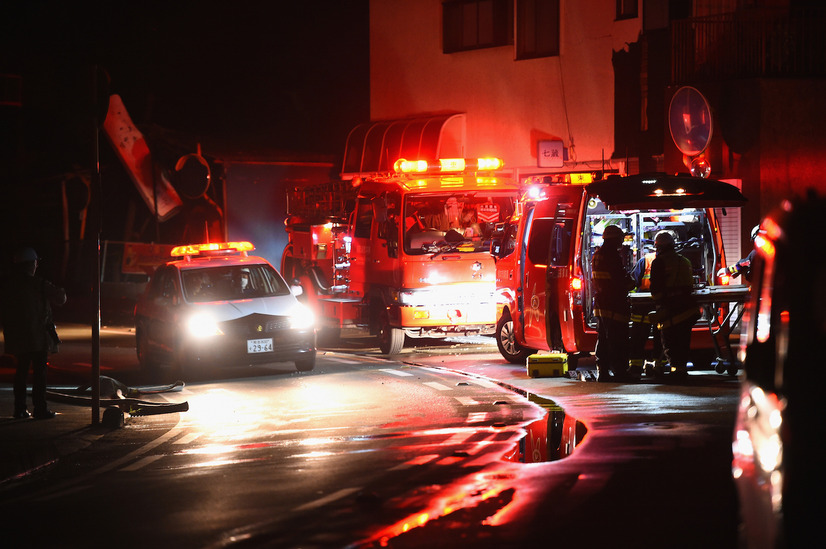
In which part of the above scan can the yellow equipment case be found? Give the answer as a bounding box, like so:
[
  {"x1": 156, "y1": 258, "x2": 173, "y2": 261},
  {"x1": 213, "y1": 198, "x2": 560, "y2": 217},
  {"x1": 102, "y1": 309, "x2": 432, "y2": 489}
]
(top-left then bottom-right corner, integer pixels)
[{"x1": 526, "y1": 353, "x2": 568, "y2": 378}]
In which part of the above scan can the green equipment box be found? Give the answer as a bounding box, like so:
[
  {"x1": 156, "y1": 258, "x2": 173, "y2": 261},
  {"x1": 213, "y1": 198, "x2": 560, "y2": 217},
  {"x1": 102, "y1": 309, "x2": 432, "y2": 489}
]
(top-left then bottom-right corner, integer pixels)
[{"x1": 527, "y1": 353, "x2": 568, "y2": 378}]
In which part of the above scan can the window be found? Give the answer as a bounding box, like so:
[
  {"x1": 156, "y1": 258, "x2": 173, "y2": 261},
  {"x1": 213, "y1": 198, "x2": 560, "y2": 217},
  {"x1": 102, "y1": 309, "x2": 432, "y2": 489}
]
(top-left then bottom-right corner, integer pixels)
[
  {"x1": 516, "y1": 0, "x2": 559, "y2": 60},
  {"x1": 616, "y1": 0, "x2": 637, "y2": 21},
  {"x1": 443, "y1": 0, "x2": 513, "y2": 53},
  {"x1": 354, "y1": 199, "x2": 373, "y2": 238}
]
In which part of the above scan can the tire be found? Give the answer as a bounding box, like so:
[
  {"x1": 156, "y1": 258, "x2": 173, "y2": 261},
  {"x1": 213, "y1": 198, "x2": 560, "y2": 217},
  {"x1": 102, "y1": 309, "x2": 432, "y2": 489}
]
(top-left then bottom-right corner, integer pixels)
[
  {"x1": 295, "y1": 355, "x2": 316, "y2": 372},
  {"x1": 378, "y1": 310, "x2": 405, "y2": 355},
  {"x1": 495, "y1": 311, "x2": 536, "y2": 364}
]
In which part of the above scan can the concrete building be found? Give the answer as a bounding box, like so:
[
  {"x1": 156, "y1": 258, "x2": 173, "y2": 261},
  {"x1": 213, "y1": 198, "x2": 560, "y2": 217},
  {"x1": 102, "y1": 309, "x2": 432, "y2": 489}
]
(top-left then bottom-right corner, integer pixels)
[{"x1": 362, "y1": 0, "x2": 826, "y2": 259}]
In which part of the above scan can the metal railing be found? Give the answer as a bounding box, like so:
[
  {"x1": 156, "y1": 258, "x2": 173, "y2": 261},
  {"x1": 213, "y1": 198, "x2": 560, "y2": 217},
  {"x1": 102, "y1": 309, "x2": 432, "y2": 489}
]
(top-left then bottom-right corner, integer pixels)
[{"x1": 672, "y1": 8, "x2": 826, "y2": 83}]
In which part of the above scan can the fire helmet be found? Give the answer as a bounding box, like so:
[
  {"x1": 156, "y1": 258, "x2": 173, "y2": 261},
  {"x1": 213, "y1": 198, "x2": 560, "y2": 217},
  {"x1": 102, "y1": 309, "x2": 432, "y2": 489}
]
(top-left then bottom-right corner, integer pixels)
[
  {"x1": 13, "y1": 247, "x2": 39, "y2": 263},
  {"x1": 602, "y1": 225, "x2": 624, "y2": 243},
  {"x1": 654, "y1": 230, "x2": 676, "y2": 251}
]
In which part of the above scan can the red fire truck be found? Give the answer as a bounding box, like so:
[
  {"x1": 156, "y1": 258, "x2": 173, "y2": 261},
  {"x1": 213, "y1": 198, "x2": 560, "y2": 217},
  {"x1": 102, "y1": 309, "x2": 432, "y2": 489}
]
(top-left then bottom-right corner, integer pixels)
[
  {"x1": 281, "y1": 158, "x2": 521, "y2": 354},
  {"x1": 491, "y1": 172, "x2": 749, "y2": 372}
]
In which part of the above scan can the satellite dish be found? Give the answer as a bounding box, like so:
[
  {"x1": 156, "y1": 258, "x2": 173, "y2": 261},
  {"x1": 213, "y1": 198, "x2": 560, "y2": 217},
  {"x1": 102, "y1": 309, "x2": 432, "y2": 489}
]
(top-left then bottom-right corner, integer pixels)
[{"x1": 669, "y1": 86, "x2": 713, "y2": 157}]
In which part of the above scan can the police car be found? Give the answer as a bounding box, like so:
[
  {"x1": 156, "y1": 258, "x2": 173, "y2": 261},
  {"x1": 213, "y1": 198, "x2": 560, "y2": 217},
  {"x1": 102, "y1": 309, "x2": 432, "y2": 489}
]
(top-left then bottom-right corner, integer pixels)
[{"x1": 134, "y1": 241, "x2": 316, "y2": 375}]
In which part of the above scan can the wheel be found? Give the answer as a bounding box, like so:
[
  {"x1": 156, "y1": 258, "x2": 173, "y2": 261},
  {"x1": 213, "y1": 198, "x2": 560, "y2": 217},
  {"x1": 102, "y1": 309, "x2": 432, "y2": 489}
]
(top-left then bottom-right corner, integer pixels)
[
  {"x1": 495, "y1": 310, "x2": 536, "y2": 364},
  {"x1": 295, "y1": 355, "x2": 316, "y2": 372},
  {"x1": 378, "y1": 310, "x2": 404, "y2": 355}
]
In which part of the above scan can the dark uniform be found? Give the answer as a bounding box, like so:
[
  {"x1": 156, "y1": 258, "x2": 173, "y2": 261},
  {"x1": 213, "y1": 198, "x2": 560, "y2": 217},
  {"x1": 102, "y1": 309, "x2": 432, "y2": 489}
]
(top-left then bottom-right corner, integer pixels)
[
  {"x1": 0, "y1": 248, "x2": 67, "y2": 419},
  {"x1": 628, "y1": 252, "x2": 662, "y2": 376},
  {"x1": 650, "y1": 232, "x2": 700, "y2": 379},
  {"x1": 591, "y1": 225, "x2": 635, "y2": 381},
  {"x1": 718, "y1": 225, "x2": 760, "y2": 283}
]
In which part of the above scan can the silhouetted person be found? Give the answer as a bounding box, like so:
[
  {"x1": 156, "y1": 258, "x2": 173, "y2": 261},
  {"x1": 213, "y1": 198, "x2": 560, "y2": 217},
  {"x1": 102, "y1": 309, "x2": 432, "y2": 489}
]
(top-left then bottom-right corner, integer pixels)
[
  {"x1": 650, "y1": 231, "x2": 700, "y2": 380},
  {"x1": 0, "y1": 247, "x2": 66, "y2": 419},
  {"x1": 592, "y1": 224, "x2": 635, "y2": 381}
]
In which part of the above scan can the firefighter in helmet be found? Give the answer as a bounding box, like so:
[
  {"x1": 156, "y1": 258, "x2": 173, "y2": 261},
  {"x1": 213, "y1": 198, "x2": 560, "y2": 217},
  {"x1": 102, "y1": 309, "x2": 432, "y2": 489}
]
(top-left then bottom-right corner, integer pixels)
[
  {"x1": 650, "y1": 230, "x2": 701, "y2": 380},
  {"x1": 591, "y1": 224, "x2": 635, "y2": 382},
  {"x1": 717, "y1": 225, "x2": 760, "y2": 283}
]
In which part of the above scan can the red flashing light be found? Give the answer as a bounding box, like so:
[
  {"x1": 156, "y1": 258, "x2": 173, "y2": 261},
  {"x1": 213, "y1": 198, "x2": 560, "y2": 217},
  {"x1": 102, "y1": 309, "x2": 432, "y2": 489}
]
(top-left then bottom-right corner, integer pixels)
[
  {"x1": 393, "y1": 157, "x2": 504, "y2": 174},
  {"x1": 570, "y1": 276, "x2": 583, "y2": 291}
]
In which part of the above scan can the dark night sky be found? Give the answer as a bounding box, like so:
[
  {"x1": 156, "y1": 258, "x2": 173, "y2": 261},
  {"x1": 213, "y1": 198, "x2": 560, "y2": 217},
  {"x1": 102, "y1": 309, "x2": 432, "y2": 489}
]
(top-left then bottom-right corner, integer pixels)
[{"x1": 1, "y1": 1, "x2": 370, "y2": 171}]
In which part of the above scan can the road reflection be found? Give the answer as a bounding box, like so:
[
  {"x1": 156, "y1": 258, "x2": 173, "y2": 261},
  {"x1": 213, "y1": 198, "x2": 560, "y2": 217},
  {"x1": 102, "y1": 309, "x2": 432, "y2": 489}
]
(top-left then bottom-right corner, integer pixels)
[
  {"x1": 358, "y1": 395, "x2": 587, "y2": 547},
  {"x1": 503, "y1": 394, "x2": 588, "y2": 463}
]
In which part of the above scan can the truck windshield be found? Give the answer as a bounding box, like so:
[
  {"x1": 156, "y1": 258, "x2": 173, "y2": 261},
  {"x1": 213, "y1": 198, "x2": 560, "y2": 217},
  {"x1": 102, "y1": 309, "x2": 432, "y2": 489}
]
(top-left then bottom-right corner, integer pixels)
[
  {"x1": 182, "y1": 264, "x2": 291, "y2": 303},
  {"x1": 403, "y1": 192, "x2": 515, "y2": 255}
]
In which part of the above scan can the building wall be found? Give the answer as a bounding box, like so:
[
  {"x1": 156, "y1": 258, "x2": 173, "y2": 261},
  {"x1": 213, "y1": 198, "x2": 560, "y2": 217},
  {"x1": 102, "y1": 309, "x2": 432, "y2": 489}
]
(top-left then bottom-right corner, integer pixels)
[{"x1": 369, "y1": 0, "x2": 641, "y2": 176}]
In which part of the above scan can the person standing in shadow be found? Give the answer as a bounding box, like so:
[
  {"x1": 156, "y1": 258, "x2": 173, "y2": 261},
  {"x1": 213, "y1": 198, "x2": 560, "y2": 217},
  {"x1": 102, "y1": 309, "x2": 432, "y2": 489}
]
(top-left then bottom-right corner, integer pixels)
[{"x1": 0, "y1": 247, "x2": 67, "y2": 419}]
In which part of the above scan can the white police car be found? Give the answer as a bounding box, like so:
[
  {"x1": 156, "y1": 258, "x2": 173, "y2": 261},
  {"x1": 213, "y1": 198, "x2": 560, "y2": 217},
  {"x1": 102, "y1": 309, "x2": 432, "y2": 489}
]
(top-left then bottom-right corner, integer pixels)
[{"x1": 134, "y1": 241, "x2": 316, "y2": 375}]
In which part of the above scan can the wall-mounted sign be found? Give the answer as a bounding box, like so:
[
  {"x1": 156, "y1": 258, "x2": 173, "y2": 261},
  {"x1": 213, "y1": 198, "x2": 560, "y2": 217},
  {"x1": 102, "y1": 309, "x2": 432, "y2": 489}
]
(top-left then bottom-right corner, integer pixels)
[{"x1": 538, "y1": 140, "x2": 565, "y2": 168}]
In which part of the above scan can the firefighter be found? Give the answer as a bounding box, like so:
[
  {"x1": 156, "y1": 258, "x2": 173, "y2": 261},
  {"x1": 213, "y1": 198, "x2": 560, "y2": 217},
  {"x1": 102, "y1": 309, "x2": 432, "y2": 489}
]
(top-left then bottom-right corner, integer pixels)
[
  {"x1": 650, "y1": 230, "x2": 701, "y2": 380},
  {"x1": 628, "y1": 249, "x2": 662, "y2": 378},
  {"x1": 717, "y1": 225, "x2": 760, "y2": 283},
  {"x1": 591, "y1": 224, "x2": 635, "y2": 382}
]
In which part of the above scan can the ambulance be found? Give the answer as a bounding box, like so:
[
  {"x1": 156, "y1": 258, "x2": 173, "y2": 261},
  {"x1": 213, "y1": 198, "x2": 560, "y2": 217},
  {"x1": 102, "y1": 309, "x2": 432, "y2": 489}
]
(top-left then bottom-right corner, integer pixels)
[
  {"x1": 281, "y1": 158, "x2": 521, "y2": 354},
  {"x1": 491, "y1": 172, "x2": 748, "y2": 369}
]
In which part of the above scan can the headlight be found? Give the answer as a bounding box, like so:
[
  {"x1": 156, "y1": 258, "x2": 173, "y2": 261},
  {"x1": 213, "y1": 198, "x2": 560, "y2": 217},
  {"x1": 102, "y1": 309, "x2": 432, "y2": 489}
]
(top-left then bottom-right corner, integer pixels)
[
  {"x1": 289, "y1": 303, "x2": 315, "y2": 330},
  {"x1": 398, "y1": 284, "x2": 495, "y2": 307},
  {"x1": 187, "y1": 313, "x2": 224, "y2": 338}
]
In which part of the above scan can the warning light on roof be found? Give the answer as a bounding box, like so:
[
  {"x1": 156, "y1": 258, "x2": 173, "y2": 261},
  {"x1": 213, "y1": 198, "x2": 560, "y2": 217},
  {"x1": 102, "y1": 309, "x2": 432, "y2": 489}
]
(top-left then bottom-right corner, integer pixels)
[
  {"x1": 393, "y1": 157, "x2": 504, "y2": 174},
  {"x1": 171, "y1": 241, "x2": 255, "y2": 257}
]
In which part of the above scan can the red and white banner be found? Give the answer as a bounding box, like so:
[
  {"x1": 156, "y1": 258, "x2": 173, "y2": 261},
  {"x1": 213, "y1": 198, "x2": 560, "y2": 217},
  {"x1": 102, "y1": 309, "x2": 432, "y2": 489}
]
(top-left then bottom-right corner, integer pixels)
[{"x1": 103, "y1": 94, "x2": 182, "y2": 221}]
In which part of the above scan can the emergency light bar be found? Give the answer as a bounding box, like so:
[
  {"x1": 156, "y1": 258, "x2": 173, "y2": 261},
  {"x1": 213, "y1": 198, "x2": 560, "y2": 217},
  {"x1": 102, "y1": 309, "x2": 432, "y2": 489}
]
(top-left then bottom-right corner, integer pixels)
[
  {"x1": 393, "y1": 157, "x2": 504, "y2": 174},
  {"x1": 171, "y1": 241, "x2": 255, "y2": 257},
  {"x1": 523, "y1": 172, "x2": 595, "y2": 186}
]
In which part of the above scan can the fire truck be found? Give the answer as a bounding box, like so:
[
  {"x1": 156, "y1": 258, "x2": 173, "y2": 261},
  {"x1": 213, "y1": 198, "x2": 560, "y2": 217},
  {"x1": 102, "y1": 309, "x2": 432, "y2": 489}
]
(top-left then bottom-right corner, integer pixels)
[
  {"x1": 490, "y1": 172, "x2": 749, "y2": 372},
  {"x1": 281, "y1": 157, "x2": 521, "y2": 354}
]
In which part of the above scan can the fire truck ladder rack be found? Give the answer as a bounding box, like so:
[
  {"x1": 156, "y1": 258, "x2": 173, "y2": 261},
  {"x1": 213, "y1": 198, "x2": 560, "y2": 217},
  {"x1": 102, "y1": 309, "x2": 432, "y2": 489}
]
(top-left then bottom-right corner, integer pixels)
[{"x1": 287, "y1": 180, "x2": 358, "y2": 222}]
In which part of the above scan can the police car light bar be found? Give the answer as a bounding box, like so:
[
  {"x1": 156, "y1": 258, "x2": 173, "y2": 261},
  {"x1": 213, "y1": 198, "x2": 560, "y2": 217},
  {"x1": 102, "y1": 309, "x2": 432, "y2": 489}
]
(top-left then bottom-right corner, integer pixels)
[
  {"x1": 170, "y1": 241, "x2": 255, "y2": 257},
  {"x1": 393, "y1": 157, "x2": 504, "y2": 174}
]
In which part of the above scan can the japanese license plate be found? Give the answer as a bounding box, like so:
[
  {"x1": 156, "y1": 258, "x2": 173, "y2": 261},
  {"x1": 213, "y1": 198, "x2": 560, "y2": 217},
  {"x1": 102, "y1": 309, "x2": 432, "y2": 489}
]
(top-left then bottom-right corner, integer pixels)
[{"x1": 247, "y1": 338, "x2": 273, "y2": 354}]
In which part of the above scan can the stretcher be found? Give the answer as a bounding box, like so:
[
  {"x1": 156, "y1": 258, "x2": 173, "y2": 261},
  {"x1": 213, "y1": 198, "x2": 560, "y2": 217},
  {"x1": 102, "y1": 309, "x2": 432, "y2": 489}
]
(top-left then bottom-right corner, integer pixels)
[{"x1": 629, "y1": 284, "x2": 750, "y2": 376}]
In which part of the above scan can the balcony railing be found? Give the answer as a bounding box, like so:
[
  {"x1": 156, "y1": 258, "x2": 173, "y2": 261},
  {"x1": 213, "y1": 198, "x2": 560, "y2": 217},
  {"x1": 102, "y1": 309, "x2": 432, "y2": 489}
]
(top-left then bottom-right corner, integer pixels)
[{"x1": 672, "y1": 8, "x2": 826, "y2": 83}]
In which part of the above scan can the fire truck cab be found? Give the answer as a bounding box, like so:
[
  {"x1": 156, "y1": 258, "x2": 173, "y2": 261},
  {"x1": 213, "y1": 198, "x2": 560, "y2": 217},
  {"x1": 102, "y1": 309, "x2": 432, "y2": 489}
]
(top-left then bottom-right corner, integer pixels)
[
  {"x1": 491, "y1": 172, "x2": 748, "y2": 369},
  {"x1": 281, "y1": 158, "x2": 521, "y2": 354}
]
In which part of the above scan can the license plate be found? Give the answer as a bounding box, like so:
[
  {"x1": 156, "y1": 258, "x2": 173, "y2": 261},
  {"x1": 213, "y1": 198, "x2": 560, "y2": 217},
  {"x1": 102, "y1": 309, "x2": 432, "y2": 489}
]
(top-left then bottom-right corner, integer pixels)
[{"x1": 247, "y1": 338, "x2": 273, "y2": 354}]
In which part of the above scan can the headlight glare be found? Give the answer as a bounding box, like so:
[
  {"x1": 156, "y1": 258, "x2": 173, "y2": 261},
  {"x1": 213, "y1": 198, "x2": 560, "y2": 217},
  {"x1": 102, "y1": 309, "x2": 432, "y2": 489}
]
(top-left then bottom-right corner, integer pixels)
[
  {"x1": 290, "y1": 303, "x2": 315, "y2": 330},
  {"x1": 187, "y1": 313, "x2": 224, "y2": 338}
]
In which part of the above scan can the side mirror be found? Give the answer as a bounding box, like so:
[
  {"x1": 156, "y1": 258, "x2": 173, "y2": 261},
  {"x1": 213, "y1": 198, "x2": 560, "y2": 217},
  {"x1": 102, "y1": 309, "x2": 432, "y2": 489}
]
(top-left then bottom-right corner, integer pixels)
[
  {"x1": 490, "y1": 237, "x2": 503, "y2": 258},
  {"x1": 291, "y1": 284, "x2": 304, "y2": 297}
]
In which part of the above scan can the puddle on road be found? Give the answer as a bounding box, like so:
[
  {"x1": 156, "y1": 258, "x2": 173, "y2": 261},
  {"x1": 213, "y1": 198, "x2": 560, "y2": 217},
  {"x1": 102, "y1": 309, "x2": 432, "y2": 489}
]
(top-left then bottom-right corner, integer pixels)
[
  {"x1": 502, "y1": 394, "x2": 588, "y2": 464},
  {"x1": 356, "y1": 395, "x2": 588, "y2": 547}
]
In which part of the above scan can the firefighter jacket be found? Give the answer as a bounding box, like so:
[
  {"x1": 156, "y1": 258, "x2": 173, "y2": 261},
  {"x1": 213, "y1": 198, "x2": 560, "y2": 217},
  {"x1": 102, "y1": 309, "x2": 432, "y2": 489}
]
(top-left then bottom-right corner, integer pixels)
[
  {"x1": 632, "y1": 252, "x2": 656, "y2": 291},
  {"x1": 0, "y1": 272, "x2": 66, "y2": 355},
  {"x1": 649, "y1": 248, "x2": 699, "y2": 327},
  {"x1": 630, "y1": 252, "x2": 657, "y2": 325},
  {"x1": 591, "y1": 244, "x2": 634, "y2": 322}
]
